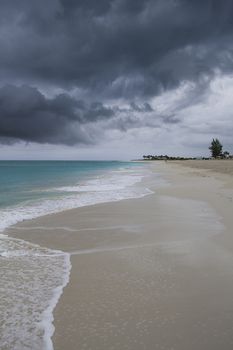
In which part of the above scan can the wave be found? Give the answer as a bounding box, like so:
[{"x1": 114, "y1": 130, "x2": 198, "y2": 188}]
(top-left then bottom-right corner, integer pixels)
[
  {"x1": 0, "y1": 164, "x2": 152, "y2": 350},
  {"x1": 0, "y1": 166, "x2": 152, "y2": 233},
  {"x1": 0, "y1": 235, "x2": 71, "y2": 350}
]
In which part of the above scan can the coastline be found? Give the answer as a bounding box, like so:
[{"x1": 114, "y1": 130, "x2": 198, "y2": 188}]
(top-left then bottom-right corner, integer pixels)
[{"x1": 6, "y1": 161, "x2": 233, "y2": 349}]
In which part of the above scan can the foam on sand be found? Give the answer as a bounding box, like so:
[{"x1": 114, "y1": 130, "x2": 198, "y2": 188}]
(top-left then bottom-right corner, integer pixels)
[
  {"x1": 0, "y1": 164, "x2": 152, "y2": 349},
  {"x1": 0, "y1": 236, "x2": 71, "y2": 350}
]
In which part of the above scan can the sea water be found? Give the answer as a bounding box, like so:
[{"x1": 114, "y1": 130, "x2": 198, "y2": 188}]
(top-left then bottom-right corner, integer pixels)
[{"x1": 0, "y1": 161, "x2": 151, "y2": 350}]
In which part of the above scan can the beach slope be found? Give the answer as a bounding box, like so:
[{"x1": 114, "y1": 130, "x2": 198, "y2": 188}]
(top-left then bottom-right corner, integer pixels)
[{"x1": 8, "y1": 161, "x2": 233, "y2": 350}]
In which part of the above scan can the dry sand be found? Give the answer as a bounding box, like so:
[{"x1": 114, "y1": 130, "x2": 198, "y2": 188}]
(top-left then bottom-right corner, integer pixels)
[
  {"x1": 7, "y1": 160, "x2": 233, "y2": 350},
  {"x1": 174, "y1": 159, "x2": 233, "y2": 176}
]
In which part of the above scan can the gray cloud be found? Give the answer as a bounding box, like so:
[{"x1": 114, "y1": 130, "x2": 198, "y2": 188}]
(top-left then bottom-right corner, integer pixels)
[
  {"x1": 130, "y1": 102, "x2": 153, "y2": 112},
  {"x1": 0, "y1": 1, "x2": 233, "y2": 148},
  {"x1": 0, "y1": 85, "x2": 114, "y2": 144},
  {"x1": 1, "y1": 0, "x2": 233, "y2": 95}
]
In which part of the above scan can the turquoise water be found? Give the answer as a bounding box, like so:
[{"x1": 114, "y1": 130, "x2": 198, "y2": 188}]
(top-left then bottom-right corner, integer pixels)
[
  {"x1": 0, "y1": 161, "x2": 136, "y2": 208},
  {"x1": 0, "y1": 160, "x2": 151, "y2": 350},
  {"x1": 0, "y1": 160, "x2": 149, "y2": 232}
]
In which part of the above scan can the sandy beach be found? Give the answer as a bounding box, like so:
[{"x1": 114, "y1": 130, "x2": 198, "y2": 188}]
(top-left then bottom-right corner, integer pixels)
[{"x1": 7, "y1": 160, "x2": 233, "y2": 350}]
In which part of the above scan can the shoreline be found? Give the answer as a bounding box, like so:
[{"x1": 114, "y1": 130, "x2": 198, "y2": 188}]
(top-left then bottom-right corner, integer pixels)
[
  {"x1": 5, "y1": 161, "x2": 233, "y2": 349},
  {"x1": 1, "y1": 162, "x2": 152, "y2": 350}
]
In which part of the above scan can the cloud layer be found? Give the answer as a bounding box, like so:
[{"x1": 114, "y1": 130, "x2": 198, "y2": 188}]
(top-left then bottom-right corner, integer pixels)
[
  {"x1": 0, "y1": 85, "x2": 116, "y2": 144},
  {"x1": 0, "y1": 0, "x2": 233, "y2": 152}
]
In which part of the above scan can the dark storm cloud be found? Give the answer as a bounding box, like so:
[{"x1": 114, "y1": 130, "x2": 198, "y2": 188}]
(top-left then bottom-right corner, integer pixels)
[
  {"x1": 0, "y1": 85, "x2": 114, "y2": 144},
  {"x1": 0, "y1": 84, "x2": 174, "y2": 144},
  {"x1": 1, "y1": 0, "x2": 233, "y2": 94},
  {"x1": 1, "y1": 0, "x2": 233, "y2": 144}
]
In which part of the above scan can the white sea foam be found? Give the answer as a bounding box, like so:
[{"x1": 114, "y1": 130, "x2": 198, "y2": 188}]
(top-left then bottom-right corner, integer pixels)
[
  {"x1": 0, "y1": 166, "x2": 152, "y2": 233},
  {"x1": 0, "y1": 236, "x2": 71, "y2": 350},
  {"x1": 55, "y1": 172, "x2": 144, "y2": 192},
  {"x1": 41, "y1": 253, "x2": 71, "y2": 350},
  {"x1": 0, "y1": 164, "x2": 152, "y2": 350}
]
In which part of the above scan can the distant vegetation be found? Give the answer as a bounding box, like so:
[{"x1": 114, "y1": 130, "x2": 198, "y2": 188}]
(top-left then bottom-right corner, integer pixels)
[
  {"x1": 142, "y1": 139, "x2": 232, "y2": 161},
  {"x1": 142, "y1": 155, "x2": 200, "y2": 161},
  {"x1": 209, "y1": 138, "x2": 231, "y2": 159}
]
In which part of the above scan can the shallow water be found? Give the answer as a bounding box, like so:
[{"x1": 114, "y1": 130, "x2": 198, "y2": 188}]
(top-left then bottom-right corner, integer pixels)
[
  {"x1": 0, "y1": 161, "x2": 149, "y2": 231},
  {"x1": 0, "y1": 235, "x2": 71, "y2": 350},
  {"x1": 0, "y1": 161, "x2": 151, "y2": 349}
]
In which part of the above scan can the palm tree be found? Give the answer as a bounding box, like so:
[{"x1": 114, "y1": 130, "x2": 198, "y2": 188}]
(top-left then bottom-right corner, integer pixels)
[{"x1": 209, "y1": 138, "x2": 223, "y2": 158}]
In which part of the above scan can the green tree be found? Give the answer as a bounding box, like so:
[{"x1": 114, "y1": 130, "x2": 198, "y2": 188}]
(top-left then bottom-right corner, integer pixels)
[
  {"x1": 223, "y1": 151, "x2": 229, "y2": 158},
  {"x1": 209, "y1": 138, "x2": 223, "y2": 158}
]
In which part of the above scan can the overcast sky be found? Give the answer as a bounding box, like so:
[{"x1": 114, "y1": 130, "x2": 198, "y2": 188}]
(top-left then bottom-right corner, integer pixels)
[{"x1": 0, "y1": 0, "x2": 233, "y2": 160}]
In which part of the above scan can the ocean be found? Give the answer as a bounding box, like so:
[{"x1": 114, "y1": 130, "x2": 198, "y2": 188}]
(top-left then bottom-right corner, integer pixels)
[{"x1": 0, "y1": 161, "x2": 151, "y2": 350}]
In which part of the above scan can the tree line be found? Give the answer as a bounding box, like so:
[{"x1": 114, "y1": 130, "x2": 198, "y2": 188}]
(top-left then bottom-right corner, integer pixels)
[{"x1": 142, "y1": 139, "x2": 232, "y2": 160}]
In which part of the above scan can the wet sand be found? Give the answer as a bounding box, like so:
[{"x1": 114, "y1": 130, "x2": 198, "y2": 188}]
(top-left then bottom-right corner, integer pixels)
[{"x1": 7, "y1": 161, "x2": 233, "y2": 350}]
